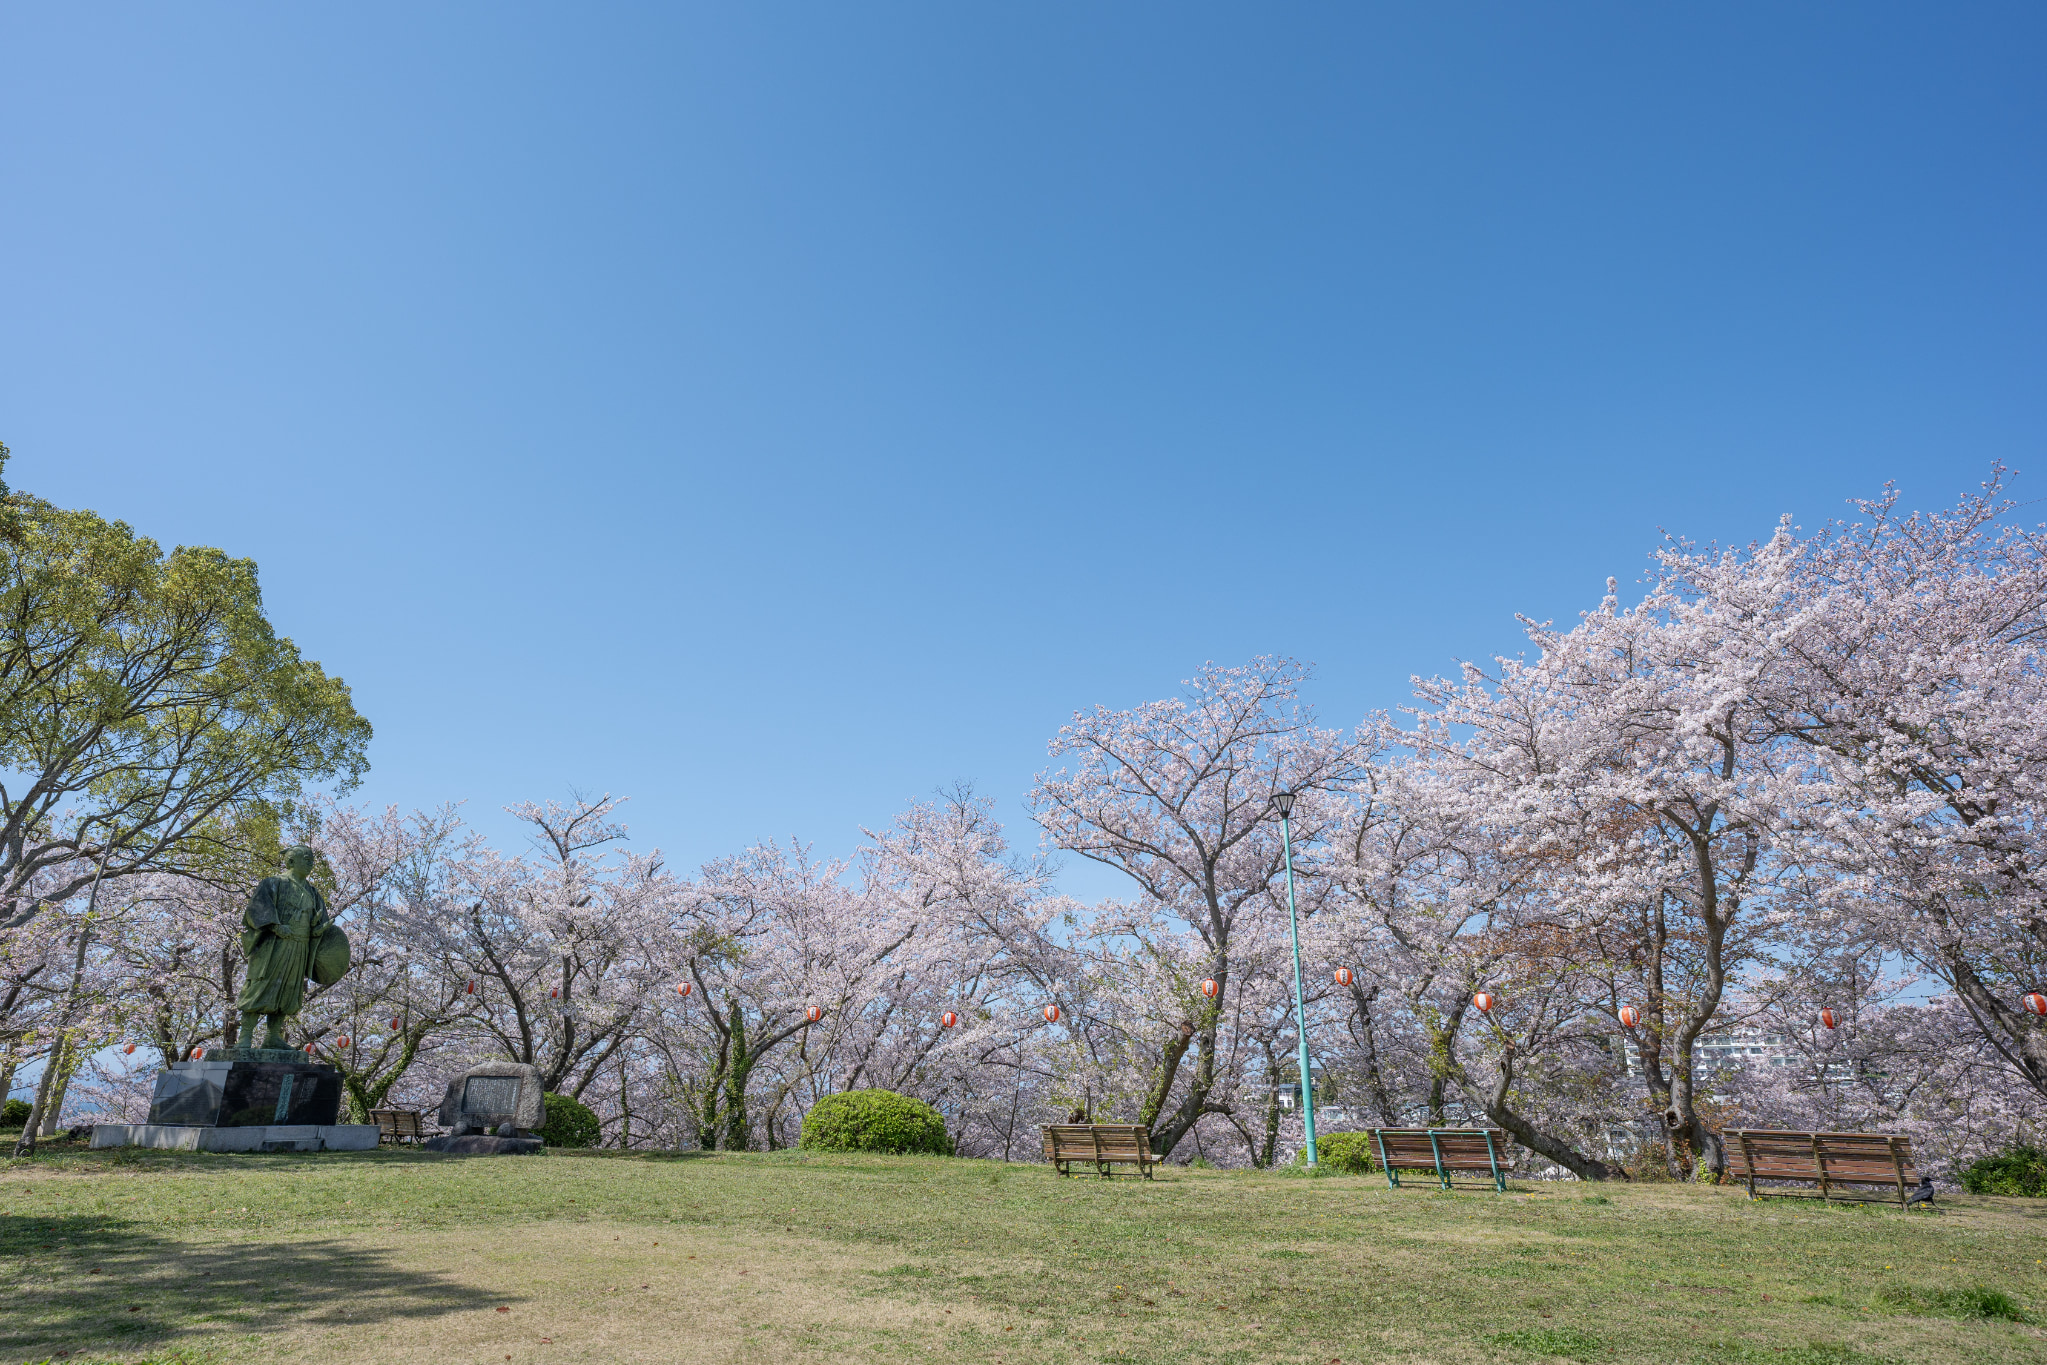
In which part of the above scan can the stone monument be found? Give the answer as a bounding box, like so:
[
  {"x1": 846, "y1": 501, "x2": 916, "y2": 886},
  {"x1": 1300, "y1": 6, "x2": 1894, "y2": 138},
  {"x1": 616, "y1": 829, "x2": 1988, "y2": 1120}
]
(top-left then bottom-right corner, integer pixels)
[
  {"x1": 94, "y1": 846, "x2": 375, "y2": 1153},
  {"x1": 423, "y1": 1061, "x2": 546, "y2": 1155}
]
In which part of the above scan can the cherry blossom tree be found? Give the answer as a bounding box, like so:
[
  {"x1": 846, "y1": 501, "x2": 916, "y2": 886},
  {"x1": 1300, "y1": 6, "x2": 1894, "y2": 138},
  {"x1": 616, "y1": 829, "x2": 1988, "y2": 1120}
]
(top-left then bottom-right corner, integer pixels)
[
  {"x1": 1029, "y1": 657, "x2": 1371, "y2": 1158},
  {"x1": 1661, "y1": 470, "x2": 2047, "y2": 1100}
]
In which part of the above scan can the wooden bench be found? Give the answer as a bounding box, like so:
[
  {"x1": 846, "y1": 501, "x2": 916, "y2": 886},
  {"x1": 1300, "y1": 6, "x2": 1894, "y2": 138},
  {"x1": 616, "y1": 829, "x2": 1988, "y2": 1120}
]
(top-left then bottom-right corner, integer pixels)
[
  {"x1": 370, "y1": 1109, "x2": 430, "y2": 1145},
  {"x1": 1366, "y1": 1128, "x2": 1510, "y2": 1192},
  {"x1": 1725, "y1": 1130, "x2": 1919, "y2": 1207},
  {"x1": 1042, "y1": 1124, "x2": 1156, "y2": 1180}
]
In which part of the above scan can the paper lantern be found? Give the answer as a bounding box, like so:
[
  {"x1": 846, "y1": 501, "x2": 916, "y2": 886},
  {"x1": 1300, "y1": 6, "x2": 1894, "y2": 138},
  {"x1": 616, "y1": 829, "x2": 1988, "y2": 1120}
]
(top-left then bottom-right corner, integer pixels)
[
  {"x1": 192, "y1": 1047, "x2": 205, "y2": 1060},
  {"x1": 337, "y1": 1036, "x2": 351, "y2": 1049},
  {"x1": 389, "y1": 1016, "x2": 403, "y2": 1031},
  {"x1": 123, "y1": 1043, "x2": 136, "y2": 1055},
  {"x1": 1200, "y1": 979, "x2": 1218, "y2": 999},
  {"x1": 1334, "y1": 967, "x2": 1355, "y2": 987},
  {"x1": 1819, "y1": 1008, "x2": 1837, "y2": 1030},
  {"x1": 676, "y1": 982, "x2": 693, "y2": 998},
  {"x1": 941, "y1": 1011, "x2": 959, "y2": 1029},
  {"x1": 304, "y1": 1043, "x2": 315, "y2": 1056},
  {"x1": 550, "y1": 987, "x2": 559, "y2": 999},
  {"x1": 466, "y1": 980, "x2": 477, "y2": 995},
  {"x1": 1618, "y1": 1006, "x2": 1640, "y2": 1029},
  {"x1": 1043, "y1": 1004, "x2": 1061, "y2": 1024},
  {"x1": 806, "y1": 1005, "x2": 824, "y2": 1023},
  {"x1": 1473, "y1": 992, "x2": 1494, "y2": 1013},
  {"x1": 2025, "y1": 992, "x2": 2047, "y2": 1017}
]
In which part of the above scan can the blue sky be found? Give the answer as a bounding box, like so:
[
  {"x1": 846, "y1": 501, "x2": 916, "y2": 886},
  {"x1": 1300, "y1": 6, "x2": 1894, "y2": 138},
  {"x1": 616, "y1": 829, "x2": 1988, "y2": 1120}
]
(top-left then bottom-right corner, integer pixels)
[{"x1": 4, "y1": 4, "x2": 2042, "y2": 902}]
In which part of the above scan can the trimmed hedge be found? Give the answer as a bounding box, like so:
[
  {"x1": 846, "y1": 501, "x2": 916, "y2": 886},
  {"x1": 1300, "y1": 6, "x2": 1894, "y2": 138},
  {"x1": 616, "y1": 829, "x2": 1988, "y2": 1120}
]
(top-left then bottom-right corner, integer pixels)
[
  {"x1": 799, "y1": 1089, "x2": 953, "y2": 1156},
  {"x1": 1961, "y1": 1144, "x2": 2047, "y2": 1197},
  {"x1": 1295, "y1": 1130, "x2": 1380, "y2": 1175},
  {"x1": 540, "y1": 1091, "x2": 601, "y2": 1148}
]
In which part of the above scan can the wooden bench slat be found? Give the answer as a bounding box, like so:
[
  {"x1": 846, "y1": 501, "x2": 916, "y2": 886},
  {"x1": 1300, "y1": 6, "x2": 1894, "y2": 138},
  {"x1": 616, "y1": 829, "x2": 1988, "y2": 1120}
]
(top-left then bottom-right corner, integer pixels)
[
  {"x1": 1041, "y1": 1125, "x2": 1155, "y2": 1180},
  {"x1": 1727, "y1": 1130, "x2": 1918, "y2": 1206},
  {"x1": 1365, "y1": 1129, "x2": 1508, "y2": 1193}
]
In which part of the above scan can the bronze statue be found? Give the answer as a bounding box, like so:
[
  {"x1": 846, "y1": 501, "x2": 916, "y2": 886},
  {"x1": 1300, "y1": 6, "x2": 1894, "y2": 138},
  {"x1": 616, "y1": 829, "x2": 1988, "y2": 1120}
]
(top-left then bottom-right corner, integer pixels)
[{"x1": 236, "y1": 845, "x2": 349, "y2": 1050}]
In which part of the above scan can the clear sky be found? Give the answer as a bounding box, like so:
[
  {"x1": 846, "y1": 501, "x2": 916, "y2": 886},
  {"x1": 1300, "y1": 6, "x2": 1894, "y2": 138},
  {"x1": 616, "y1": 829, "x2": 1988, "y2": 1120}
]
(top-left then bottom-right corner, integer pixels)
[{"x1": 4, "y1": 4, "x2": 2042, "y2": 901}]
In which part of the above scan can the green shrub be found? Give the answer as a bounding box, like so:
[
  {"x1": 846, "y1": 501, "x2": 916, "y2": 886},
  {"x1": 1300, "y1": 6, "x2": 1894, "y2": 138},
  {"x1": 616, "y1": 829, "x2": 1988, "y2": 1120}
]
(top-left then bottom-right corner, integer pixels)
[
  {"x1": 539, "y1": 1091, "x2": 601, "y2": 1148},
  {"x1": 1872, "y1": 1280, "x2": 2033, "y2": 1323},
  {"x1": 798, "y1": 1089, "x2": 953, "y2": 1156},
  {"x1": 1, "y1": 1097, "x2": 30, "y2": 1128},
  {"x1": 1291, "y1": 1131, "x2": 1379, "y2": 1174},
  {"x1": 1487, "y1": 1326, "x2": 1603, "y2": 1360},
  {"x1": 1960, "y1": 1144, "x2": 2047, "y2": 1197}
]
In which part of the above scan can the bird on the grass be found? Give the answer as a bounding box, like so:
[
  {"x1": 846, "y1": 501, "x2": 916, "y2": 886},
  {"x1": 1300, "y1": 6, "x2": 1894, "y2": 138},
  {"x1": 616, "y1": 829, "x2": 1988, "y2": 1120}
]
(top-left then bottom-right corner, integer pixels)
[{"x1": 1905, "y1": 1176, "x2": 1936, "y2": 1208}]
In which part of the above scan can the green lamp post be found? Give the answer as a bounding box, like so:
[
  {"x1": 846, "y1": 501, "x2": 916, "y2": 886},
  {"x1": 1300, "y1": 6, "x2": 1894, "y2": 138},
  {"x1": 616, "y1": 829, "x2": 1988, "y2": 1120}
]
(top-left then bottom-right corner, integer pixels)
[{"x1": 1271, "y1": 791, "x2": 1317, "y2": 1167}]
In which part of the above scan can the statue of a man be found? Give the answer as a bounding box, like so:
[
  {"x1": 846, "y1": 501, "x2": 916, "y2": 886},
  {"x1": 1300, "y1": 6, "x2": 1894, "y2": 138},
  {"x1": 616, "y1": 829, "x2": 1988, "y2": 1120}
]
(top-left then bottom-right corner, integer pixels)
[{"x1": 236, "y1": 845, "x2": 348, "y2": 1051}]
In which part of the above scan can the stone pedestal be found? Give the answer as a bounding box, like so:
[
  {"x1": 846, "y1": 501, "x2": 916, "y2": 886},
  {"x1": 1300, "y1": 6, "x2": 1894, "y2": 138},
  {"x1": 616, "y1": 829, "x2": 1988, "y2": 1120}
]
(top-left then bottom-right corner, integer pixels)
[
  {"x1": 423, "y1": 1133, "x2": 543, "y2": 1155},
  {"x1": 92, "y1": 1123, "x2": 378, "y2": 1153},
  {"x1": 148, "y1": 1055, "x2": 343, "y2": 1128}
]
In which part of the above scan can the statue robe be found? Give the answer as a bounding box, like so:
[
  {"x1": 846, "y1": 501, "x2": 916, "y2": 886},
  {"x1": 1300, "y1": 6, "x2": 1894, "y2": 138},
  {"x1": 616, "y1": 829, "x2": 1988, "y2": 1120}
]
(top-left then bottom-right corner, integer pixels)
[{"x1": 236, "y1": 875, "x2": 329, "y2": 1016}]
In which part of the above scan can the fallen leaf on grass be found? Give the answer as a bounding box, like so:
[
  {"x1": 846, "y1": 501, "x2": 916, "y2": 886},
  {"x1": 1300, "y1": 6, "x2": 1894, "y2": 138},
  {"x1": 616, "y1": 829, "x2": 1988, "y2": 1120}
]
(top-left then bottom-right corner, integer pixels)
[{"x1": 496, "y1": 1306, "x2": 510, "y2": 1313}]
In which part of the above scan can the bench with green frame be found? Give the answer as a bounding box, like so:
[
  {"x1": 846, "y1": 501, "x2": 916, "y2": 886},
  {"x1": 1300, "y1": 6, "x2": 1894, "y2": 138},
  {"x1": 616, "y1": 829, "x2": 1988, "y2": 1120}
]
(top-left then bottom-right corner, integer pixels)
[{"x1": 1365, "y1": 1127, "x2": 1510, "y2": 1192}]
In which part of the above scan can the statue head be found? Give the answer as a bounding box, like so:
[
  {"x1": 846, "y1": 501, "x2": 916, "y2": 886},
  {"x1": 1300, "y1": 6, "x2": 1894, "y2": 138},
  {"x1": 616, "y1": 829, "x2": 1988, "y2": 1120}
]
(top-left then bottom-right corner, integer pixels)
[{"x1": 281, "y1": 845, "x2": 317, "y2": 878}]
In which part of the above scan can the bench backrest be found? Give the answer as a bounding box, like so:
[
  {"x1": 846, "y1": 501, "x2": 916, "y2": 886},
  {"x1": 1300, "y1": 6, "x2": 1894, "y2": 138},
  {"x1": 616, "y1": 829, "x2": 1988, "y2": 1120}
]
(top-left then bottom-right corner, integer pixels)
[
  {"x1": 1043, "y1": 1124, "x2": 1152, "y2": 1161},
  {"x1": 1726, "y1": 1130, "x2": 1916, "y2": 1184},
  {"x1": 1366, "y1": 1128, "x2": 1506, "y2": 1171},
  {"x1": 371, "y1": 1109, "x2": 425, "y2": 1138}
]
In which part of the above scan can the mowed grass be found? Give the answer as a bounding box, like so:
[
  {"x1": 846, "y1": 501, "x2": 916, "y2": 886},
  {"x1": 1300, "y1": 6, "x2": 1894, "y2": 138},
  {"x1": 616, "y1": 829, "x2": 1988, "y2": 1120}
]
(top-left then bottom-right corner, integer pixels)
[{"x1": 3, "y1": 1140, "x2": 2046, "y2": 1365}]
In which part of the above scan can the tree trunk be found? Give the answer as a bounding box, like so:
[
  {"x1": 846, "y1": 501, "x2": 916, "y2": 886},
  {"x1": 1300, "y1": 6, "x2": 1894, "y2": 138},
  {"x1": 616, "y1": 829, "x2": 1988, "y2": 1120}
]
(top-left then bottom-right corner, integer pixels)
[
  {"x1": 723, "y1": 1002, "x2": 752, "y2": 1151},
  {"x1": 38, "y1": 1038, "x2": 77, "y2": 1137},
  {"x1": 1475, "y1": 1056, "x2": 1626, "y2": 1181}
]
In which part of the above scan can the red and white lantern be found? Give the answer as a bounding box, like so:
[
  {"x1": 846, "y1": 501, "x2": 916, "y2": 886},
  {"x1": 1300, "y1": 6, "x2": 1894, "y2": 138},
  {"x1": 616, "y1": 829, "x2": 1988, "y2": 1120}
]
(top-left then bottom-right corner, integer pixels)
[
  {"x1": 1473, "y1": 992, "x2": 1494, "y2": 1013},
  {"x1": 1200, "y1": 979, "x2": 1218, "y2": 999},
  {"x1": 550, "y1": 987, "x2": 559, "y2": 999},
  {"x1": 123, "y1": 1042, "x2": 136, "y2": 1055},
  {"x1": 338, "y1": 1036, "x2": 351, "y2": 1049},
  {"x1": 1618, "y1": 1005, "x2": 1641, "y2": 1029},
  {"x1": 941, "y1": 1011, "x2": 959, "y2": 1029},
  {"x1": 466, "y1": 980, "x2": 477, "y2": 996},
  {"x1": 389, "y1": 1016, "x2": 403, "y2": 1031},
  {"x1": 191, "y1": 1047, "x2": 205, "y2": 1060},
  {"x1": 677, "y1": 981, "x2": 693, "y2": 998},
  {"x1": 304, "y1": 1043, "x2": 316, "y2": 1056},
  {"x1": 1819, "y1": 1008, "x2": 1837, "y2": 1030},
  {"x1": 1043, "y1": 1004, "x2": 1061, "y2": 1024},
  {"x1": 2025, "y1": 992, "x2": 2047, "y2": 1017},
  {"x1": 806, "y1": 1005, "x2": 824, "y2": 1024},
  {"x1": 1334, "y1": 967, "x2": 1355, "y2": 988}
]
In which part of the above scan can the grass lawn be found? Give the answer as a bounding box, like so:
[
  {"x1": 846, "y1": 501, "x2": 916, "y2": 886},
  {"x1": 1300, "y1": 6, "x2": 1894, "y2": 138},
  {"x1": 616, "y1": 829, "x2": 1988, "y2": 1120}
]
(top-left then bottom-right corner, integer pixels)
[{"x1": 3, "y1": 1138, "x2": 2045, "y2": 1365}]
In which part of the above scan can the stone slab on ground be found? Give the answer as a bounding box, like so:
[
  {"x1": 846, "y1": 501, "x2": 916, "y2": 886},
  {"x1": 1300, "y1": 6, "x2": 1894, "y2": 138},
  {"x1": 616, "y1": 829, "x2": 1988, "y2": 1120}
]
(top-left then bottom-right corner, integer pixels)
[
  {"x1": 91, "y1": 1123, "x2": 378, "y2": 1153},
  {"x1": 435, "y1": 1060, "x2": 545, "y2": 1133},
  {"x1": 421, "y1": 1133, "x2": 543, "y2": 1156}
]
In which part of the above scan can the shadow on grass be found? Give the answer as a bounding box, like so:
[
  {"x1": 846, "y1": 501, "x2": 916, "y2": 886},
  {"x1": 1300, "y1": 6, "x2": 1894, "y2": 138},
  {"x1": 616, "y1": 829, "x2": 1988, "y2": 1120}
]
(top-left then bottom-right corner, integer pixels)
[{"x1": 1, "y1": 1210, "x2": 495, "y2": 1361}]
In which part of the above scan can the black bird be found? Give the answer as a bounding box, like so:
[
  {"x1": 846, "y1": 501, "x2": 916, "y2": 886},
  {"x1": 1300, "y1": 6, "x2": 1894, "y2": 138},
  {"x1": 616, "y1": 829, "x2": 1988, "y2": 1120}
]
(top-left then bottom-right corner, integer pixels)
[{"x1": 1905, "y1": 1176, "x2": 1936, "y2": 1208}]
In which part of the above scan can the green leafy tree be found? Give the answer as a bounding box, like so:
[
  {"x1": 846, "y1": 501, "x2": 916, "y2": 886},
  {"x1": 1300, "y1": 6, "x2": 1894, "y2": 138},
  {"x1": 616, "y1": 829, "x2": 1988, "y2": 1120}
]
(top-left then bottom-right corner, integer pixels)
[{"x1": 0, "y1": 444, "x2": 372, "y2": 931}]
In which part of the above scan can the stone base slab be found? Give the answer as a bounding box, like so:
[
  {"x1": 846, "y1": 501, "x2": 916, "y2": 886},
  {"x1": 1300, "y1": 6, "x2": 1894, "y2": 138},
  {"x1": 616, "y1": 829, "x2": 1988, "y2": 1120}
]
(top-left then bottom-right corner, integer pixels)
[
  {"x1": 422, "y1": 1133, "x2": 543, "y2": 1156},
  {"x1": 91, "y1": 1123, "x2": 379, "y2": 1153}
]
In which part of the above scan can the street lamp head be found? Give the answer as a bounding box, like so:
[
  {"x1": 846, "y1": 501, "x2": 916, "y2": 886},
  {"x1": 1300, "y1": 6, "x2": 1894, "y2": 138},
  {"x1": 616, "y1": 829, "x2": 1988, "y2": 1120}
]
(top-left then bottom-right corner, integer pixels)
[{"x1": 1270, "y1": 791, "x2": 1297, "y2": 819}]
